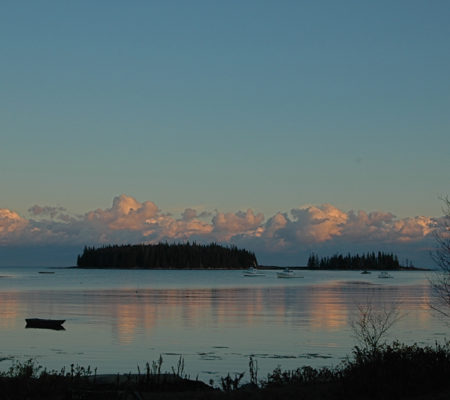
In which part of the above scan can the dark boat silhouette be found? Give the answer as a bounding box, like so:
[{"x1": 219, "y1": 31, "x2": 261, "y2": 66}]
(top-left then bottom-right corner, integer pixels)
[{"x1": 25, "y1": 318, "x2": 65, "y2": 330}]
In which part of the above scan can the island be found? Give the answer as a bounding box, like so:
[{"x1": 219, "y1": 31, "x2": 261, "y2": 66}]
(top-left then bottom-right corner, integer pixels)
[
  {"x1": 306, "y1": 251, "x2": 413, "y2": 270},
  {"x1": 76, "y1": 242, "x2": 257, "y2": 269}
]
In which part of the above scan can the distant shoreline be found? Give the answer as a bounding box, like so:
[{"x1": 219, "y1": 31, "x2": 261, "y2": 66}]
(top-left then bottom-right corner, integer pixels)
[
  {"x1": 260, "y1": 265, "x2": 432, "y2": 271},
  {"x1": 71, "y1": 265, "x2": 432, "y2": 271}
]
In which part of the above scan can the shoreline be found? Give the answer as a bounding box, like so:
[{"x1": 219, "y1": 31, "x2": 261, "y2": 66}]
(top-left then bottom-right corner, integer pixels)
[
  {"x1": 69, "y1": 265, "x2": 432, "y2": 271},
  {"x1": 3, "y1": 342, "x2": 450, "y2": 399}
]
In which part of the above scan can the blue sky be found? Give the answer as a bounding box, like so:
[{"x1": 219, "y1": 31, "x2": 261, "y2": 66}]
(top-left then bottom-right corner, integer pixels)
[{"x1": 1, "y1": 1, "x2": 449, "y2": 266}]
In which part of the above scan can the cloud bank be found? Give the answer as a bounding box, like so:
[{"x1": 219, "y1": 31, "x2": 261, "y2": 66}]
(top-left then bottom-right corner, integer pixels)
[{"x1": 0, "y1": 194, "x2": 440, "y2": 267}]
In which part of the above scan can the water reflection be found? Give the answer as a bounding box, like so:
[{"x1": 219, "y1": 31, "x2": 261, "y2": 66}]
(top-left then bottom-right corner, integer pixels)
[
  {"x1": 0, "y1": 292, "x2": 19, "y2": 329},
  {"x1": 0, "y1": 279, "x2": 443, "y2": 377},
  {"x1": 309, "y1": 286, "x2": 349, "y2": 330},
  {"x1": 0, "y1": 283, "x2": 435, "y2": 341}
]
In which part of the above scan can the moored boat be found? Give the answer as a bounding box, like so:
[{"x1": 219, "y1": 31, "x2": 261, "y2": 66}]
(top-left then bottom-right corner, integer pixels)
[
  {"x1": 277, "y1": 268, "x2": 302, "y2": 278},
  {"x1": 378, "y1": 271, "x2": 393, "y2": 279},
  {"x1": 243, "y1": 267, "x2": 265, "y2": 277},
  {"x1": 25, "y1": 318, "x2": 65, "y2": 330}
]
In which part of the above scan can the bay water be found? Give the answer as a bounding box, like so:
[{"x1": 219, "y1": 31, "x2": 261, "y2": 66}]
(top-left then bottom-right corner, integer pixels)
[{"x1": 0, "y1": 266, "x2": 447, "y2": 383}]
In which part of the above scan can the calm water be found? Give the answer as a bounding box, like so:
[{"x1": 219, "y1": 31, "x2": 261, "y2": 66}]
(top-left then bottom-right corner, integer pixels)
[{"x1": 0, "y1": 266, "x2": 447, "y2": 382}]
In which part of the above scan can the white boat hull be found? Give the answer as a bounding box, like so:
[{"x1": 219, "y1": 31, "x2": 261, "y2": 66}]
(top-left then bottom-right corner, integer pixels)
[
  {"x1": 243, "y1": 267, "x2": 265, "y2": 277},
  {"x1": 277, "y1": 270, "x2": 303, "y2": 278},
  {"x1": 243, "y1": 272, "x2": 265, "y2": 277},
  {"x1": 277, "y1": 273, "x2": 295, "y2": 278}
]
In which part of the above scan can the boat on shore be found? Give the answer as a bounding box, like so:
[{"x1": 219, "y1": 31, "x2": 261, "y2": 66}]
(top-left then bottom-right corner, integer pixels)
[
  {"x1": 361, "y1": 270, "x2": 371, "y2": 274},
  {"x1": 25, "y1": 318, "x2": 65, "y2": 330}
]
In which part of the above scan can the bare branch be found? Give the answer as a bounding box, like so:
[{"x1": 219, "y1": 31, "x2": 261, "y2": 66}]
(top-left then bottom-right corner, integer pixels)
[
  {"x1": 351, "y1": 300, "x2": 402, "y2": 350},
  {"x1": 430, "y1": 196, "x2": 450, "y2": 317}
]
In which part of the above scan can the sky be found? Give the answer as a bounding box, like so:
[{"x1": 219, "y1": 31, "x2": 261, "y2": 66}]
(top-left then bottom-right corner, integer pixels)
[{"x1": 1, "y1": 1, "x2": 449, "y2": 267}]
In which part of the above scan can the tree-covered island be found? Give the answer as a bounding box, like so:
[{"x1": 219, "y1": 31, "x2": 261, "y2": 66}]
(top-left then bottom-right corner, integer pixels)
[
  {"x1": 76, "y1": 242, "x2": 257, "y2": 269},
  {"x1": 307, "y1": 251, "x2": 409, "y2": 270}
]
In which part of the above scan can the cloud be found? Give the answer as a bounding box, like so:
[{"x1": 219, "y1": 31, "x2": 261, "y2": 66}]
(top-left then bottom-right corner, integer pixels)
[
  {"x1": 288, "y1": 204, "x2": 349, "y2": 243},
  {"x1": 28, "y1": 205, "x2": 67, "y2": 219},
  {"x1": 212, "y1": 209, "x2": 265, "y2": 240},
  {"x1": 181, "y1": 208, "x2": 198, "y2": 221},
  {"x1": 392, "y1": 216, "x2": 436, "y2": 242},
  {"x1": 85, "y1": 194, "x2": 159, "y2": 231},
  {"x1": 0, "y1": 194, "x2": 441, "y2": 266},
  {"x1": 0, "y1": 209, "x2": 28, "y2": 244}
]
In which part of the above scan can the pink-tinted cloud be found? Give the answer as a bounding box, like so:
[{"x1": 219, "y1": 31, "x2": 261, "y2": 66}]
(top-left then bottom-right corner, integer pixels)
[
  {"x1": 0, "y1": 195, "x2": 440, "y2": 266},
  {"x1": 212, "y1": 209, "x2": 265, "y2": 240},
  {"x1": 289, "y1": 204, "x2": 349, "y2": 243},
  {"x1": 85, "y1": 194, "x2": 159, "y2": 231},
  {"x1": 0, "y1": 209, "x2": 28, "y2": 244}
]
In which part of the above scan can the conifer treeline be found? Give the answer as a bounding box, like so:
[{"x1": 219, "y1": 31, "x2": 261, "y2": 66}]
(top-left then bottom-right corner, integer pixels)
[
  {"x1": 307, "y1": 252, "x2": 401, "y2": 270},
  {"x1": 76, "y1": 242, "x2": 257, "y2": 269}
]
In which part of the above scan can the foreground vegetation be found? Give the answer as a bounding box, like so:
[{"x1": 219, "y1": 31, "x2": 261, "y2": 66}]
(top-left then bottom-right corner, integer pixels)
[
  {"x1": 77, "y1": 242, "x2": 258, "y2": 269},
  {"x1": 2, "y1": 341, "x2": 450, "y2": 399}
]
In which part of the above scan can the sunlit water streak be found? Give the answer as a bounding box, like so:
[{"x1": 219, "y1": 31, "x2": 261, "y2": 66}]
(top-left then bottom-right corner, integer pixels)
[{"x1": 0, "y1": 267, "x2": 447, "y2": 382}]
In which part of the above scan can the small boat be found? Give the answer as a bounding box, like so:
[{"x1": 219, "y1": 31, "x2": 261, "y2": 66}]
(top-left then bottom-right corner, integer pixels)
[
  {"x1": 361, "y1": 270, "x2": 371, "y2": 274},
  {"x1": 25, "y1": 318, "x2": 65, "y2": 330},
  {"x1": 277, "y1": 268, "x2": 302, "y2": 278},
  {"x1": 243, "y1": 267, "x2": 265, "y2": 277},
  {"x1": 378, "y1": 271, "x2": 393, "y2": 279},
  {"x1": 38, "y1": 271, "x2": 55, "y2": 274}
]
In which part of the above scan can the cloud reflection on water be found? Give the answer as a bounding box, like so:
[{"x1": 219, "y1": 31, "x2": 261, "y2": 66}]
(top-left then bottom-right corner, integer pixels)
[
  {"x1": 2, "y1": 284, "x2": 434, "y2": 342},
  {"x1": 0, "y1": 280, "x2": 440, "y2": 377}
]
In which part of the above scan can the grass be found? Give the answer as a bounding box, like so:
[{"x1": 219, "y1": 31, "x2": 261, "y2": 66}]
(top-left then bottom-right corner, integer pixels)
[{"x1": 2, "y1": 342, "x2": 450, "y2": 399}]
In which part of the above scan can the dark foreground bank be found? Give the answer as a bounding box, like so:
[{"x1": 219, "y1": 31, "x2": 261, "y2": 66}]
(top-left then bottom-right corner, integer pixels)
[{"x1": 2, "y1": 341, "x2": 450, "y2": 399}]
